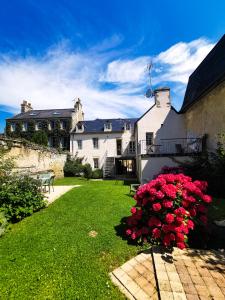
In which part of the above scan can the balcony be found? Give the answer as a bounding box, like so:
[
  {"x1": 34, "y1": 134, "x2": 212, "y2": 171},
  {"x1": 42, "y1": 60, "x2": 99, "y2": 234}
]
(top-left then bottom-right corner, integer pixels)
[{"x1": 138, "y1": 138, "x2": 203, "y2": 156}]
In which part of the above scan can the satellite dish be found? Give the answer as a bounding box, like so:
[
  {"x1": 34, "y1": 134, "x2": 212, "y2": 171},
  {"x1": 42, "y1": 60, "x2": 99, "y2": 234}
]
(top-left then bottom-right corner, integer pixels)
[{"x1": 145, "y1": 88, "x2": 154, "y2": 98}]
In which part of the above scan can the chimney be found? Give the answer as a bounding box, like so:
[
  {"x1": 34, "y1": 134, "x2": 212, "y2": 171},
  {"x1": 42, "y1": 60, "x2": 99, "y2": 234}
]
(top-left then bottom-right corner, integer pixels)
[
  {"x1": 154, "y1": 87, "x2": 171, "y2": 108},
  {"x1": 21, "y1": 100, "x2": 33, "y2": 113}
]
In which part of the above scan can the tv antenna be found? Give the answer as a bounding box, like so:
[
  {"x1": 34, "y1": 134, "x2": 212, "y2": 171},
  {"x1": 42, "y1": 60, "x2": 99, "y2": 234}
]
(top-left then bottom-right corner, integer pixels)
[{"x1": 145, "y1": 61, "x2": 154, "y2": 98}]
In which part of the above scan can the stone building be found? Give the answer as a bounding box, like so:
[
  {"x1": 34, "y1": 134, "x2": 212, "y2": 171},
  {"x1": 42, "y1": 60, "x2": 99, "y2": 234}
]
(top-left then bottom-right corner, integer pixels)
[
  {"x1": 180, "y1": 34, "x2": 225, "y2": 151},
  {"x1": 6, "y1": 98, "x2": 84, "y2": 150}
]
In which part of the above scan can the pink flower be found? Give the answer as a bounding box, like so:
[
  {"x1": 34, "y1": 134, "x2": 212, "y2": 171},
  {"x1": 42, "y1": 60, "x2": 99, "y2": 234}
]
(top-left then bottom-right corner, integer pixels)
[
  {"x1": 202, "y1": 195, "x2": 212, "y2": 203},
  {"x1": 148, "y1": 216, "x2": 161, "y2": 227},
  {"x1": 152, "y1": 228, "x2": 161, "y2": 238},
  {"x1": 131, "y1": 207, "x2": 137, "y2": 214},
  {"x1": 131, "y1": 232, "x2": 137, "y2": 240},
  {"x1": 162, "y1": 184, "x2": 177, "y2": 199},
  {"x1": 187, "y1": 220, "x2": 194, "y2": 230},
  {"x1": 162, "y1": 199, "x2": 173, "y2": 208},
  {"x1": 177, "y1": 242, "x2": 186, "y2": 250},
  {"x1": 126, "y1": 229, "x2": 132, "y2": 236},
  {"x1": 165, "y1": 213, "x2": 175, "y2": 224},
  {"x1": 152, "y1": 203, "x2": 162, "y2": 212}
]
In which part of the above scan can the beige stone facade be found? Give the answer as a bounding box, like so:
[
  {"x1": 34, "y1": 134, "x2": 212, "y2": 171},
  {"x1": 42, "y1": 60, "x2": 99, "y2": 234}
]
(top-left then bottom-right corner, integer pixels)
[
  {"x1": 0, "y1": 137, "x2": 67, "y2": 177},
  {"x1": 184, "y1": 80, "x2": 225, "y2": 151}
]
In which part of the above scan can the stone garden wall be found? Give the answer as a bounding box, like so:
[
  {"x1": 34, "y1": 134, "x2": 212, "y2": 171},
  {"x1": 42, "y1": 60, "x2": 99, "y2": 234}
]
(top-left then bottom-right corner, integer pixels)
[{"x1": 0, "y1": 137, "x2": 67, "y2": 177}]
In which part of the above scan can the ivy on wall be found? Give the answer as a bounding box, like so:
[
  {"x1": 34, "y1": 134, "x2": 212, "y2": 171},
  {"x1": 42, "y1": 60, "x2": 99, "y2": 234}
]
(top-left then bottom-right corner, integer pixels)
[{"x1": 6, "y1": 119, "x2": 72, "y2": 149}]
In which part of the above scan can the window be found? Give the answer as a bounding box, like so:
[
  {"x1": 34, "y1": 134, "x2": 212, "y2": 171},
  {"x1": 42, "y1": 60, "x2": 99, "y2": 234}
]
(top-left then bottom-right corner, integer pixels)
[
  {"x1": 77, "y1": 123, "x2": 83, "y2": 131},
  {"x1": 93, "y1": 158, "x2": 99, "y2": 169},
  {"x1": 48, "y1": 120, "x2": 55, "y2": 130},
  {"x1": 35, "y1": 122, "x2": 42, "y2": 131},
  {"x1": 11, "y1": 123, "x2": 16, "y2": 132},
  {"x1": 125, "y1": 123, "x2": 131, "y2": 130},
  {"x1": 146, "y1": 132, "x2": 154, "y2": 146},
  {"x1": 22, "y1": 122, "x2": 28, "y2": 131},
  {"x1": 129, "y1": 141, "x2": 135, "y2": 153},
  {"x1": 104, "y1": 122, "x2": 112, "y2": 131},
  {"x1": 93, "y1": 138, "x2": 99, "y2": 149},
  {"x1": 61, "y1": 120, "x2": 67, "y2": 130},
  {"x1": 77, "y1": 140, "x2": 82, "y2": 150}
]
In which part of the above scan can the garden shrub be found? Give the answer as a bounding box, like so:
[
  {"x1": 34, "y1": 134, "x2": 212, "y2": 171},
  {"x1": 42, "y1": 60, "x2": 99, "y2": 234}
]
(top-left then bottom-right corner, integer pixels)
[
  {"x1": 0, "y1": 175, "x2": 47, "y2": 223},
  {"x1": 91, "y1": 169, "x2": 103, "y2": 179},
  {"x1": 126, "y1": 173, "x2": 212, "y2": 250},
  {"x1": 83, "y1": 163, "x2": 92, "y2": 179},
  {"x1": 64, "y1": 157, "x2": 83, "y2": 177}
]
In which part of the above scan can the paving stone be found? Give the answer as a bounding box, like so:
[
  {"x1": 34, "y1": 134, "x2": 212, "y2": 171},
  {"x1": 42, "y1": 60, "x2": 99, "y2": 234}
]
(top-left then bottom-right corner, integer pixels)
[
  {"x1": 156, "y1": 271, "x2": 169, "y2": 281},
  {"x1": 121, "y1": 262, "x2": 133, "y2": 272},
  {"x1": 186, "y1": 293, "x2": 200, "y2": 300},
  {"x1": 182, "y1": 283, "x2": 198, "y2": 295},
  {"x1": 194, "y1": 284, "x2": 210, "y2": 297},
  {"x1": 170, "y1": 281, "x2": 185, "y2": 293},
  {"x1": 190, "y1": 275, "x2": 204, "y2": 285},
  {"x1": 165, "y1": 263, "x2": 177, "y2": 272},
  {"x1": 134, "y1": 288, "x2": 150, "y2": 300},
  {"x1": 128, "y1": 257, "x2": 139, "y2": 267},
  {"x1": 180, "y1": 274, "x2": 193, "y2": 284},
  {"x1": 134, "y1": 276, "x2": 149, "y2": 288},
  {"x1": 187, "y1": 267, "x2": 200, "y2": 276},
  {"x1": 134, "y1": 263, "x2": 148, "y2": 275},
  {"x1": 202, "y1": 276, "x2": 217, "y2": 286},
  {"x1": 207, "y1": 285, "x2": 224, "y2": 298},
  {"x1": 173, "y1": 292, "x2": 187, "y2": 299},
  {"x1": 160, "y1": 291, "x2": 174, "y2": 300},
  {"x1": 142, "y1": 283, "x2": 157, "y2": 297},
  {"x1": 158, "y1": 280, "x2": 172, "y2": 292},
  {"x1": 128, "y1": 268, "x2": 140, "y2": 280},
  {"x1": 125, "y1": 280, "x2": 141, "y2": 295},
  {"x1": 168, "y1": 271, "x2": 180, "y2": 281}
]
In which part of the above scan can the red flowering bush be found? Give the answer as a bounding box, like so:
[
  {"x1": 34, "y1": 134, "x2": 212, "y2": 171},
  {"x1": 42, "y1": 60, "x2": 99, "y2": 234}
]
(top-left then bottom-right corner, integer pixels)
[{"x1": 126, "y1": 173, "x2": 212, "y2": 250}]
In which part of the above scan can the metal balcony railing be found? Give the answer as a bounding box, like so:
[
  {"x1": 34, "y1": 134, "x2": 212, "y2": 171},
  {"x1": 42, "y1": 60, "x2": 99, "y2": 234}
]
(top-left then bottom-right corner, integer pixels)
[{"x1": 138, "y1": 138, "x2": 202, "y2": 155}]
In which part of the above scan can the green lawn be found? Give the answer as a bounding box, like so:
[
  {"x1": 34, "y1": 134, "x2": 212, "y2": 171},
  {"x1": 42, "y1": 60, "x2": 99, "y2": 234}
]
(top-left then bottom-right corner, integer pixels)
[{"x1": 0, "y1": 178, "x2": 142, "y2": 299}]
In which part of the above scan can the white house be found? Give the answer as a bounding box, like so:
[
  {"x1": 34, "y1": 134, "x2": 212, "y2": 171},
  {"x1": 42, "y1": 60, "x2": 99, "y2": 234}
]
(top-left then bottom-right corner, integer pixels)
[{"x1": 70, "y1": 88, "x2": 202, "y2": 182}]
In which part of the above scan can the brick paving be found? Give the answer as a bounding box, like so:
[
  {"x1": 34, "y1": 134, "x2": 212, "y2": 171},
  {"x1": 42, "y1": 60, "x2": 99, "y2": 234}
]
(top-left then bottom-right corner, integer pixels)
[{"x1": 110, "y1": 247, "x2": 225, "y2": 300}]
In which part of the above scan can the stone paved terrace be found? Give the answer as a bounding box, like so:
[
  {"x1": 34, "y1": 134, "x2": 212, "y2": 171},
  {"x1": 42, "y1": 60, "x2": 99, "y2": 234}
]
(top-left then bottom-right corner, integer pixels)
[{"x1": 110, "y1": 247, "x2": 225, "y2": 300}]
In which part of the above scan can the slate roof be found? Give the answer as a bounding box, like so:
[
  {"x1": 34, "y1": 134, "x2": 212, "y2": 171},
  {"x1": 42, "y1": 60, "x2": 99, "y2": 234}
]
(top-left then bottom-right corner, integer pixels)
[
  {"x1": 7, "y1": 108, "x2": 74, "y2": 120},
  {"x1": 180, "y1": 34, "x2": 225, "y2": 112},
  {"x1": 72, "y1": 118, "x2": 138, "y2": 134}
]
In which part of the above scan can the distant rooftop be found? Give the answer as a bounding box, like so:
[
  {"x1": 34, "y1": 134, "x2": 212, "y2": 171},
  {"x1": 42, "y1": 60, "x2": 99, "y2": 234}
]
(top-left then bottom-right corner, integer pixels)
[
  {"x1": 72, "y1": 118, "x2": 138, "y2": 134},
  {"x1": 7, "y1": 108, "x2": 74, "y2": 120}
]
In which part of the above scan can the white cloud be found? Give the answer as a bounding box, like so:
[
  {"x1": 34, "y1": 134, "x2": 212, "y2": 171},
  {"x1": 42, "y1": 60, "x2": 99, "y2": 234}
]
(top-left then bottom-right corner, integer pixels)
[
  {"x1": 0, "y1": 44, "x2": 151, "y2": 119},
  {"x1": 153, "y1": 38, "x2": 215, "y2": 84},
  {"x1": 0, "y1": 37, "x2": 215, "y2": 119},
  {"x1": 101, "y1": 56, "x2": 150, "y2": 84}
]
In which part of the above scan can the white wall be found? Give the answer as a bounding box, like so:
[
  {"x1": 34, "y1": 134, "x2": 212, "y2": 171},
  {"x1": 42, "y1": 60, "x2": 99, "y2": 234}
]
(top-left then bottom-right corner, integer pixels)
[
  {"x1": 140, "y1": 156, "x2": 192, "y2": 183},
  {"x1": 136, "y1": 89, "x2": 186, "y2": 144},
  {"x1": 70, "y1": 129, "x2": 135, "y2": 169}
]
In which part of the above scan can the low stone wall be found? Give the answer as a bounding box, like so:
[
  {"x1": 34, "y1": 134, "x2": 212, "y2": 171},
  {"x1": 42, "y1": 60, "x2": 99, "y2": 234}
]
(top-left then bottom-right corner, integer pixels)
[{"x1": 0, "y1": 137, "x2": 67, "y2": 178}]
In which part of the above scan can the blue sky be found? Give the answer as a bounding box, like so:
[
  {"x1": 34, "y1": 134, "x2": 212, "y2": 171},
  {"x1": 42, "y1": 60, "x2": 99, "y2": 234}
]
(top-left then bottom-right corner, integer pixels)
[{"x1": 0, "y1": 0, "x2": 225, "y2": 132}]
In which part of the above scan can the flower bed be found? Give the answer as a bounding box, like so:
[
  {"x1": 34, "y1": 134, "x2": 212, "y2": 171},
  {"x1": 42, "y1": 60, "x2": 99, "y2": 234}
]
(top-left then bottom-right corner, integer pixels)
[{"x1": 126, "y1": 173, "x2": 212, "y2": 249}]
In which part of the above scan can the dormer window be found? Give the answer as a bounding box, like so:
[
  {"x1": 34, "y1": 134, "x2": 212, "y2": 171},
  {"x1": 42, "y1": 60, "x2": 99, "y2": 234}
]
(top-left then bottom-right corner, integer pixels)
[
  {"x1": 76, "y1": 123, "x2": 84, "y2": 132},
  {"x1": 125, "y1": 123, "x2": 131, "y2": 131},
  {"x1": 104, "y1": 121, "x2": 112, "y2": 131}
]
